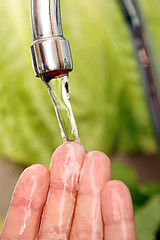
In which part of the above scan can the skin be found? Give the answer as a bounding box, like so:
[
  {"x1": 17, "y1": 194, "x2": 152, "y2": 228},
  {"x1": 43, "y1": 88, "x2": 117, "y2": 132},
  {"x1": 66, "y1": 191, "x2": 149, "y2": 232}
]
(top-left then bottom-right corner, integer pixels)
[{"x1": 0, "y1": 142, "x2": 137, "y2": 240}]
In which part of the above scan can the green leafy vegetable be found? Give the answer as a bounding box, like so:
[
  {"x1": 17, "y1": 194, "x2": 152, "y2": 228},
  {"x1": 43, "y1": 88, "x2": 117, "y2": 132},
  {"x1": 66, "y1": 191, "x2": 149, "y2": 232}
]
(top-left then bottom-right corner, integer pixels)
[
  {"x1": 111, "y1": 162, "x2": 138, "y2": 192},
  {"x1": 135, "y1": 194, "x2": 160, "y2": 240},
  {"x1": 0, "y1": 217, "x2": 4, "y2": 231}
]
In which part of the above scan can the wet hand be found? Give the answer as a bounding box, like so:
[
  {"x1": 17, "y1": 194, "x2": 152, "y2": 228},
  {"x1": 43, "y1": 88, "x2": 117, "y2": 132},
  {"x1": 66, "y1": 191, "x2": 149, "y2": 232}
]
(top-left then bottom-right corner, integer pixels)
[{"x1": 0, "y1": 142, "x2": 137, "y2": 239}]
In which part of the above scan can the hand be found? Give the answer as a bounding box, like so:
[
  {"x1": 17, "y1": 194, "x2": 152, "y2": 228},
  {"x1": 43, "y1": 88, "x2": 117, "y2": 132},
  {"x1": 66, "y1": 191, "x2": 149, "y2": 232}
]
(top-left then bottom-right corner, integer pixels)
[{"x1": 0, "y1": 142, "x2": 137, "y2": 239}]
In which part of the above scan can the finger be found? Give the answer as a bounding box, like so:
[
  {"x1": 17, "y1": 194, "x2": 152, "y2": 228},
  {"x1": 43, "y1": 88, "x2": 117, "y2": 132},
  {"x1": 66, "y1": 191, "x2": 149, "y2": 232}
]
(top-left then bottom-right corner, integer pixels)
[
  {"x1": 0, "y1": 164, "x2": 49, "y2": 240},
  {"x1": 70, "y1": 151, "x2": 111, "y2": 240},
  {"x1": 38, "y1": 142, "x2": 86, "y2": 239},
  {"x1": 101, "y1": 180, "x2": 137, "y2": 240}
]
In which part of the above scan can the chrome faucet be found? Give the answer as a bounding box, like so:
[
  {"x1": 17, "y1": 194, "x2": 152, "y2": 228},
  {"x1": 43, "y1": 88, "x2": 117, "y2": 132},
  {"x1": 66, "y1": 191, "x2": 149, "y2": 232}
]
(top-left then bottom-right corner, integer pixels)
[
  {"x1": 29, "y1": 0, "x2": 78, "y2": 142},
  {"x1": 118, "y1": 0, "x2": 160, "y2": 149},
  {"x1": 30, "y1": 0, "x2": 72, "y2": 81}
]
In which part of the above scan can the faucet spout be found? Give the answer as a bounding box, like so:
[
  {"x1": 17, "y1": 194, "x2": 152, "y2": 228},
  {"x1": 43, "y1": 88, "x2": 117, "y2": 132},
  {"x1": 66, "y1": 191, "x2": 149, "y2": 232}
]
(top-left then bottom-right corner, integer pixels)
[{"x1": 30, "y1": 0, "x2": 73, "y2": 79}]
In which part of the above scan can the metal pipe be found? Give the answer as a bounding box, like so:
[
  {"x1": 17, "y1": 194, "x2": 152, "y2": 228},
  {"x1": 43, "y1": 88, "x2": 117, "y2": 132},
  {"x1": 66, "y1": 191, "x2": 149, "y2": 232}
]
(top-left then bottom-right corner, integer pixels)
[
  {"x1": 118, "y1": 0, "x2": 160, "y2": 149},
  {"x1": 30, "y1": 0, "x2": 73, "y2": 79}
]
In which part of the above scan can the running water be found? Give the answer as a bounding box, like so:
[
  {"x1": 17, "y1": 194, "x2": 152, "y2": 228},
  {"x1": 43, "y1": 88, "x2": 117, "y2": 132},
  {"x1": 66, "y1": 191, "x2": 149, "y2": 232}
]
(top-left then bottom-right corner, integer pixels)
[{"x1": 42, "y1": 75, "x2": 79, "y2": 142}]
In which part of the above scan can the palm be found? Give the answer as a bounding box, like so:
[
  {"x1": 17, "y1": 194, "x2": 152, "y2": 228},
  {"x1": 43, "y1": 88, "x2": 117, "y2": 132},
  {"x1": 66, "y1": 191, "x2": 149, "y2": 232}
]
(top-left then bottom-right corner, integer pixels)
[{"x1": 0, "y1": 143, "x2": 136, "y2": 240}]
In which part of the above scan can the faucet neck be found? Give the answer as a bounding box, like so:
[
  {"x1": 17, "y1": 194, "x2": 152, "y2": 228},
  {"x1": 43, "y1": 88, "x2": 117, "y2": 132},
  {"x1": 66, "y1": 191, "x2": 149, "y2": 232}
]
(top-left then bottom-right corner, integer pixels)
[{"x1": 30, "y1": 0, "x2": 63, "y2": 41}]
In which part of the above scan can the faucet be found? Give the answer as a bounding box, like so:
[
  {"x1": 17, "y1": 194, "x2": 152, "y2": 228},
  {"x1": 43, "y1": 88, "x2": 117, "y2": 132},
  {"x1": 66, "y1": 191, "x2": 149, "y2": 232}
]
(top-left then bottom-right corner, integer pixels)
[
  {"x1": 118, "y1": 0, "x2": 160, "y2": 149},
  {"x1": 30, "y1": 0, "x2": 73, "y2": 81},
  {"x1": 29, "y1": 0, "x2": 79, "y2": 142}
]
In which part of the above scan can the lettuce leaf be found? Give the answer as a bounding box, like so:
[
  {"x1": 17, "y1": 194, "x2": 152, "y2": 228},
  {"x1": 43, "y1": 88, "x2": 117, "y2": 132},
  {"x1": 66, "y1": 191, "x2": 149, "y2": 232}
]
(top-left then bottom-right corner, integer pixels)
[{"x1": 135, "y1": 194, "x2": 160, "y2": 240}]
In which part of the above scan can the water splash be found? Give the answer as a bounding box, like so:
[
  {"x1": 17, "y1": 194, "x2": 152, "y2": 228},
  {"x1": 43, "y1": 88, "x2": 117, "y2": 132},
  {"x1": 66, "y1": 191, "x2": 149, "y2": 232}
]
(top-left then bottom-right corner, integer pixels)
[{"x1": 42, "y1": 75, "x2": 79, "y2": 142}]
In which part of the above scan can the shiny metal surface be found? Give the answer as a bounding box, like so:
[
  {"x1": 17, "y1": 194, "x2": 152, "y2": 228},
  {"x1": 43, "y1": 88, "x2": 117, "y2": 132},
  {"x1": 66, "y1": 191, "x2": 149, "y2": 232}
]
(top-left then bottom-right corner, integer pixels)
[
  {"x1": 30, "y1": 0, "x2": 63, "y2": 40},
  {"x1": 119, "y1": 0, "x2": 160, "y2": 149},
  {"x1": 30, "y1": 0, "x2": 73, "y2": 78}
]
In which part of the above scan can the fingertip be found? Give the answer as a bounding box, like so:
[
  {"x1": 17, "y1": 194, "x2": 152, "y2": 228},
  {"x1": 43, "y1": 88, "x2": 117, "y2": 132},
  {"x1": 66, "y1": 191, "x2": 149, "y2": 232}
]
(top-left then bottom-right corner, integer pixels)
[
  {"x1": 79, "y1": 151, "x2": 111, "y2": 191},
  {"x1": 50, "y1": 142, "x2": 86, "y2": 170},
  {"x1": 22, "y1": 163, "x2": 49, "y2": 175},
  {"x1": 29, "y1": 163, "x2": 49, "y2": 172},
  {"x1": 49, "y1": 142, "x2": 86, "y2": 191},
  {"x1": 12, "y1": 164, "x2": 50, "y2": 209},
  {"x1": 101, "y1": 180, "x2": 133, "y2": 217},
  {"x1": 52, "y1": 142, "x2": 86, "y2": 157},
  {"x1": 101, "y1": 180, "x2": 131, "y2": 198},
  {"x1": 101, "y1": 180, "x2": 133, "y2": 211},
  {"x1": 86, "y1": 151, "x2": 111, "y2": 171},
  {"x1": 19, "y1": 164, "x2": 50, "y2": 185},
  {"x1": 101, "y1": 180, "x2": 134, "y2": 225},
  {"x1": 101, "y1": 180, "x2": 136, "y2": 239},
  {"x1": 1, "y1": 165, "x2": 50, "y2": 239}
]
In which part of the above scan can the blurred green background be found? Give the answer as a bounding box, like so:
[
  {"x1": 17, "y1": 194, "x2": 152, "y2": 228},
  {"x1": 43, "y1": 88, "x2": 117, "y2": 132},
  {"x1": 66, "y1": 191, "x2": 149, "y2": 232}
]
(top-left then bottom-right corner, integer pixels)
[{"x1": 0, "y1": 0, "x2": 160, "y2": 239}]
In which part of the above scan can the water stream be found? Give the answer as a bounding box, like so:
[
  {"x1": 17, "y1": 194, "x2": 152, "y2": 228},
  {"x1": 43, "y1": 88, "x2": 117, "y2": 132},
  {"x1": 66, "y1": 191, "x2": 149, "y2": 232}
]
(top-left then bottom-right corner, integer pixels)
[{"x1": 42, "y1": 75, "x2": 79, "y2": 142}]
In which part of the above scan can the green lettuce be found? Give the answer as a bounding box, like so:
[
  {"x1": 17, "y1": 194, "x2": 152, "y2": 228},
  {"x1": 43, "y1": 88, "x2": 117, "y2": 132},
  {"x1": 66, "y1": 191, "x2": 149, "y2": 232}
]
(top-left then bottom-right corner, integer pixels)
[{"x1": 135, "y1": 194, "x2": 160, "y2": 240}]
